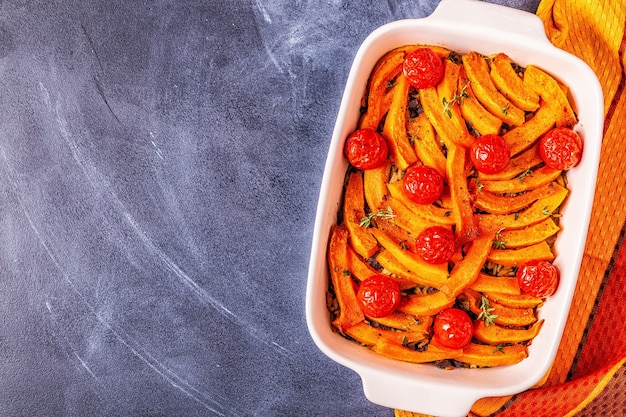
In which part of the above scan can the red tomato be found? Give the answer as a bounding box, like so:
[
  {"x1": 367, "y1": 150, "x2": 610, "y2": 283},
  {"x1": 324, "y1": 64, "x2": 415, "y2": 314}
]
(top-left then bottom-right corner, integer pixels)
[
  {"x1": 470, "y1": 134, "x2": 511, "y2": 174},
  {"x1": 403, "y1": 47, "x2": 444, "y2": 89},
  {"x1": 433, "y1": 308, "x2": 473, "y2": 349},
  {"x1": 403, "y1": 165, "x2": 444, "y2": 205},
  {"x1": 356, "y1": 275, "x2": 401, "y2": 318},
  {"x1": 516, "y1": 260, "x2": 559, "y2": 298},
  {"x1": 344, "y1": 128, "x2": 389, "y2": 170},
  {"x1": 415, "y1": 226, "x2": 456, "y2": 264},
  {"x1": 539, "y1": 127, "x2": 583, "y2": 170}
]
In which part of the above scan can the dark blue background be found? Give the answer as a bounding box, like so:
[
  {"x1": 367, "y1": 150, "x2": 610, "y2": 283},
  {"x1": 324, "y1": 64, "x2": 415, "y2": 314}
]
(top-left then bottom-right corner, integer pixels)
[{"x1": 0, "y1": 1, "x2": 540, "y2": 415}]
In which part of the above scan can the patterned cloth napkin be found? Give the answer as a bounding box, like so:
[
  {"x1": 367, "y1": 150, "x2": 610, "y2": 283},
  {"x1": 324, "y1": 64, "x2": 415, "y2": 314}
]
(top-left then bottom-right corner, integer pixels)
[{"x1": 397, "y1": 0, "x2": 626, "y2": 415}]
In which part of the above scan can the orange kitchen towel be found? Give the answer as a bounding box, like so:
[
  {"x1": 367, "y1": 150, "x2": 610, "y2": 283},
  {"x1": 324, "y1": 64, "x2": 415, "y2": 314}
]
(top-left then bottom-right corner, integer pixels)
[{"x1": 396, "y1": 0, "x2": 626, "y2": 416}]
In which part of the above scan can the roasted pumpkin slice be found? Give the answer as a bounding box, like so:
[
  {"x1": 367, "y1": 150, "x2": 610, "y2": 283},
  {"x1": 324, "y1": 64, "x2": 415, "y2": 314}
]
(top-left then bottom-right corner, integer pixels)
[
  {"x1": 363, "y1": 160, "x2": 391, "y2": 212},
  {"x1": 383, "y1": 74, "x2": 418, "y2": 170},
  {"x1": 462, "y1": 51, "x2": 525, "y2": 126},
  {"x1": 347, "y1": 245, "x2": 416, "y2": 291},
  {"x1": 346, "y1": 322, "x2": 427, "y2": 346},
  {"x1": 440, "y1": 235, "x2": 492, "y2": 299},
  {"x1": 387, "y1": 181, "x2": 456, "y2": 225},
  {"x1": 503, "y1": 99, "x2": 558, "y2": 156},
  {"x1": 490, "y1": 53, "x2": 540, "y2": 112},
  {"x1": 376, "y1": 250, "x2": 447, "y2": 288},
  {"x1": 370, "y1": 228, "x2": 450, "y2": 284},
  {"x1": 459, "y1": 66, "x2": 503, "y2": 136},
  {"x1": 367, "y1": 312, "x2": 433, "y2": 333},
  {"x1": 447, "y1": 143, "x2": 480, "y2": 243},
  {"x1": 523, "y1": 65, "x2": 577, "y2": 128},
  {"x1": 420, "y1": 85, "x2": 473, "y2": 148},
  {"x1": 494, "y1": 218, "x2": 560, "y2": 248},
  {"x1": 372, "y1": 338, "x2": 462, "y2": 364},
  {"x1": 375, "y1": 217, "x2": 417, "y2": 252},
  {"x1": 328, "y1": 226, "x2": 365, "y2": 333},
  {"x1": 408, "y1": 113, "x2": 447, "y2": 177},
  {"x1": 487, "y1": 241, "x2": 555, "y2": 266},
  {"x1": 478, "y1": 183, "x2": 568, "y2": 232},
  {"x1": 473, "y1": 319, "x2": 544, "y2": 345},
  {"x1": 458, "y1": 343, "x2": 528, "y2": 367},
  {"x1": 480, "y1": 165, "x2": 562, "y2": 194},
  {"x1": 484, "y1": 292, "x2": 543, "y2": 309},
  {"x1": 344, "y1": 172, "x2": 379, "y2": 258},
  {"x1": 346, "y1": 243, "x2": 379, "y2": 281},
  {"x1": 359, "y1": 47, "x2": 406, "y2": 130},
  {"x1": 475, "y1": 182, "x2": 559, "y2": 215},
  {"x1": 383, "y1": 197, "x2": 433, "y2": 237},
  {"x1": 477, "y1": 143, "x2": 543, "y2": 181},
  {"x1": 436, "y1": 60, "x2": 474, "y2": 147},
  {"x1": 463, "y1": 289, "x2": 537, "y2": 327},
  {"x1": 469, "y1": 274, "x2": 521, "y2": 295},
  {"x1": 398, "y1": 291, "x2": 455, "y2": 317}
]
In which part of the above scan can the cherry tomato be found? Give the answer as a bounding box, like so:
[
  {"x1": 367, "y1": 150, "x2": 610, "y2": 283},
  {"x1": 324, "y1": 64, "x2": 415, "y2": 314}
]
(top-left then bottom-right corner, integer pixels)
[
  {"x1": 403, "y1": 47, "x2": 444, "y2": 89},
  {"x1": 344, "y1": 128, "x2": 389, "y2": 170},
  {"x1": 415, "y1": 226, "x2": 456, "y2": 264},
  {"x1": 403, "y1": 165, "x2": 444, "y2": 205},
  {"x1": 539, "y1": 127, "x2": 583, "y2": 170},
  {"x1": 516, "y1": 260, "x2": 559, "y2": 298},
  {"x1": 356, "y1": 275, "x2": 402, "y2": 318},
  {"x1": 433, "y1": 308, "x2": 473, "y2": 349},
  {"x1": 470, "y1": 134, "x2": 511, "y2": 174}
]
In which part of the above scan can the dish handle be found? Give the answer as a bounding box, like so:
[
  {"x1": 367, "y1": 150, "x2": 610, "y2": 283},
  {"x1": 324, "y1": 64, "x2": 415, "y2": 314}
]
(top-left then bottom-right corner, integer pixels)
[
  {"x1": 360, "y1": 369, "x2": 478, "y2": 417},
  {"x1": 431, "y1": 0, "x2": 550, "y2": 45}
]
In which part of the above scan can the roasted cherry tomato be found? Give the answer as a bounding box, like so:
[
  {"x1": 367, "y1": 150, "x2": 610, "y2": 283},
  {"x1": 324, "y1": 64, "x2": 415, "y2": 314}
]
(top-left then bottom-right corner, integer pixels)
[
  {"x1": 539, "y1": 127, "x2": 583, "y2": 170},
  {"x1": 403, "y1": 165, "x2": 444, "y2": 205},
  {"x1": 403, "y1": 47, "x2": 444, "y2": 89},
  {"x1": 356, "y1": 275, "x2": 402, "y2": 318},
  {"x1": 433, "y1": 308, "x2": 473, "y2": 349},
  {"x1": 415, "y1": 226, "x2": 456, "y2": 264},
  {"x1": 344, "y1": 128, "x2": 389, "y2": 170},
  {"x1": 516, "y1": 260, "x2": 559, "y2": 298},
  {"x1": 470, "y1": 134, "x2": 511, "y2": 174}
]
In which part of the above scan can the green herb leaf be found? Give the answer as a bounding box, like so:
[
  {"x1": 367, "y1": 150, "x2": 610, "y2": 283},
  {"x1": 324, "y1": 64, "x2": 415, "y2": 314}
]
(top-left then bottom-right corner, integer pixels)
[
  {"x1": 441, "y1": 81, "x2": 470, "y2": 119},
  {"x1": 477, "y1": 296, "x2": 498, "y2": 327},
  {"x1": 492, "y1": 231, "x2": 506, "y2": 249},
  {"x1": 359, "y1": 206, "x2": 396, "y2": 228},
  {"x1": 518, "y1": 167, "x2": 534, "y2": 183}
]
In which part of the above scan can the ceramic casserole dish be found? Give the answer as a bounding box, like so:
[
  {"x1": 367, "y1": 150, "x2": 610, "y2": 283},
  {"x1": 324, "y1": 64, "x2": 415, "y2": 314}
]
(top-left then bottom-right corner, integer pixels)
[{"x1": 306, "y1": 0, "x2": 603, "y2": 416}]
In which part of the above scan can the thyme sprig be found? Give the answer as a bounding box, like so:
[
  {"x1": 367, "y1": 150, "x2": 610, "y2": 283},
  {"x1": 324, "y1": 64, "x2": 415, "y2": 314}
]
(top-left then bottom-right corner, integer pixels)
[
  {"x1": 359, "y1": 206, "x2": 396, "y2": 228},
  {"x1": 492, "y1": 230, "x2": 506, "y2": 249},
  {"x1": 442, "y1": 81, "x2": 470, "y2": 118},
  {"x1": 518, "y1": 167, "x2": 534, "y2": 183},
  {"x1": 477, "y1": 296, "x2": 498, "y2": 327}
]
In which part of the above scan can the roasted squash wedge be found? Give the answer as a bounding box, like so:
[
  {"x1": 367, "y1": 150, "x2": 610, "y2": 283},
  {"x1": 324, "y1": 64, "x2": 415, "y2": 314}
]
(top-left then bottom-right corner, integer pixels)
[
  {"x1": 462, "y1": 51, "x2": 525, "y2": 126},
  {"x1": 372, "y1": 338, "x2": 462, "y2": 364},
  {"x1": 344, "y1": 172, "x2": 379, "y2": 258},
  {"x1": 459, "y1": 66, "x2": 503, "y2": 136},
  {"x1": 473, "y1": 319, "x2": 544, "y2": 345},
  {"x1": 383, "y1": 74, "x2": 418, "y2": 170},
  {"x1": 458, "y1": 343, "x2": 528, "y2": 367},
  {"x1": 328, "y1": 226, "x2": 365, "y2": 333},
  {"x1": 490, "y1": 53, "x2": 540, "y2": 112},
  {"x1": 407, "y1": 113, "x2": 447, "y2": 177}
]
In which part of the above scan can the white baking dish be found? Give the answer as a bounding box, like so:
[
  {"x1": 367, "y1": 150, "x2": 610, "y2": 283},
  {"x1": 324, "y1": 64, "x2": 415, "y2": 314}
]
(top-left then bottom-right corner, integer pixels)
[{"x1": 305, "y1": 0, "x2": 603, "y2": 416}]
